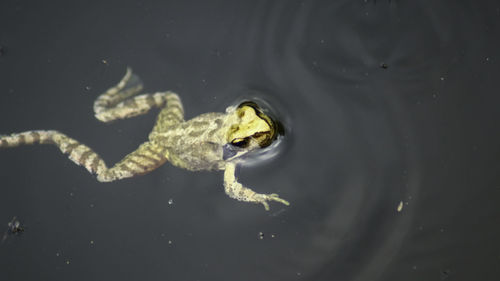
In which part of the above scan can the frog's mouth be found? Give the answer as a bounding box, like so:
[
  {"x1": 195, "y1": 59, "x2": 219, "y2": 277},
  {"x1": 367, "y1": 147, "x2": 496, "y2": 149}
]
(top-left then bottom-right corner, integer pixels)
[{"x1": 231, "y1": 101, "x2": 284, "y2": 149}]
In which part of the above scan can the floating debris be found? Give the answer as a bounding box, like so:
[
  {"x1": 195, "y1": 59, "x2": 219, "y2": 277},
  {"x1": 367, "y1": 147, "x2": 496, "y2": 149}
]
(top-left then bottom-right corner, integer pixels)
[
  {"x1": 440, "y1": 269, "x2": 451, "y2": 279},
  {"x1": 397, "y1": 201, "x2": 404, "y2": 212},
  {"x1": 1, "y1": 216, "x2": 24, "y2": 242}
]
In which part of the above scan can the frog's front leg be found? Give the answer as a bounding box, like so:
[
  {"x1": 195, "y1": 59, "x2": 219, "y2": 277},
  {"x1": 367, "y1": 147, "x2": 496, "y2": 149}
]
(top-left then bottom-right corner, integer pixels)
[{"x1": 223, "y1": 162, "x2": 289, "y2": 211}]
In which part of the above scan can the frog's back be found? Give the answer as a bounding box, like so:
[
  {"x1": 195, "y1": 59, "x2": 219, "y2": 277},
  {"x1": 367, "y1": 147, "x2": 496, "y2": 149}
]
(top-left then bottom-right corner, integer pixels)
[{"x1": 150, "y1": 112, "x2": 227, "y2": 171}]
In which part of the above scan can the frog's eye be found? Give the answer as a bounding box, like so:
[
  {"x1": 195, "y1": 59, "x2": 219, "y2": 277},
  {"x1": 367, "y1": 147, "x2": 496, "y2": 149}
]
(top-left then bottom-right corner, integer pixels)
[
  {"x1": 252, "y1": 132, "x2": 272, "y2": 148},
  {"x1": 231, "y1": 137, "x2": 250, "y2": 148}
]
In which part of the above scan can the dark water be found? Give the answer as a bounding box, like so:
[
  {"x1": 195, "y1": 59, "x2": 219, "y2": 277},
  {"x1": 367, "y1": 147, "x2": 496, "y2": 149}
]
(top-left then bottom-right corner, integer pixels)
[{"x1": 1, "y1": 1, "x2": 499, "y2": 280}]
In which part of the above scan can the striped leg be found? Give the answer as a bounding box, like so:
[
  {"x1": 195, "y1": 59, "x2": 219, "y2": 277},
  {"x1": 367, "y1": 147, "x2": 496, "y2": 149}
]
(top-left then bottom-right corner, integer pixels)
[
  {"x1": 150, "y1": 93, "x2": 184, "y2": 135},
  {"x1": 0, "y1": 68, "x2": 183, "y2": 181},
  {"x1": 0, "y1": 130, "x2": 107, "y2": 175},
  {"x1": 0, "y1": 130, "x2": 167, "y2": 182},
  {"x1": 96, "y1": 141, "x2": 167, "y2": 182},
  {"x1": 93, "y1": 67, "x2": 182, "y2": 123}
]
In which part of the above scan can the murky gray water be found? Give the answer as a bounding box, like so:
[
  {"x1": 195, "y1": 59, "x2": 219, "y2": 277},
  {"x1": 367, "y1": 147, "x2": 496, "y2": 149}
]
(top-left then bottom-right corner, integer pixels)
[{"x1": 1, "y1": 1, "x2": 499, "y2": 280}]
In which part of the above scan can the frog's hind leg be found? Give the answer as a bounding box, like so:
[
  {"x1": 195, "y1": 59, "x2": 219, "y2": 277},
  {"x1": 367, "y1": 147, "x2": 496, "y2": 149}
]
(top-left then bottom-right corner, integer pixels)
[
  {"x1": 0, "y1": 130, "x2": 167, "y2": 182},
  {"x1": 0, "y1": 130, "x2": 108, "y2": 175},
  {"x1": 96, "y1": 141, "x2": 168, "y2": 182},
  {"x1": 93, "y1": 67, "x2": 144, "y2": 118},
  {"x1": 150, "y1": 93, "x2": 184, "y2": 135},
  {"x1": 94, "y1": 67, "x2": 183, "y2": 123}
]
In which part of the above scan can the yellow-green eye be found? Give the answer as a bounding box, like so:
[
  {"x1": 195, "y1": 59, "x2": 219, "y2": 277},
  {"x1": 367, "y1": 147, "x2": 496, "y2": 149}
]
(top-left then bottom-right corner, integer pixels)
[
  {"x1": 250, "y1": 132, "x2": 270, "y2": 148},
  {"x1": 231, "y1": 138, "x2": 249, "y2": 148}
]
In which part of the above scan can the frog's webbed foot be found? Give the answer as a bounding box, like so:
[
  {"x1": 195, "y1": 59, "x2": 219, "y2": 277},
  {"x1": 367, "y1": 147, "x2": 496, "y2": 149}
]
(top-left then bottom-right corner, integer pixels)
[
  {"x1": 223, "y1": 163, "x2": 289, "y2": 211},
  {"x1": 94, "y1": 67, "x2": 183, "y2": 123}
]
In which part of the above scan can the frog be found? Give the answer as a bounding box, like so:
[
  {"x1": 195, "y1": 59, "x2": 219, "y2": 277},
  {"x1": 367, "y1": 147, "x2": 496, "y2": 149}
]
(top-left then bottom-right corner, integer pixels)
[{"x1": 0, "y1": 68, "x2": 289, "y2": 210}]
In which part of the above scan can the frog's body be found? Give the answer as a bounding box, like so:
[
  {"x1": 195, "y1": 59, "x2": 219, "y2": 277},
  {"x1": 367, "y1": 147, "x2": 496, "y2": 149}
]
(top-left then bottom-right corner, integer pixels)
[{"x1": 0, "y1": 68, "x2": 289, "y2": 210}]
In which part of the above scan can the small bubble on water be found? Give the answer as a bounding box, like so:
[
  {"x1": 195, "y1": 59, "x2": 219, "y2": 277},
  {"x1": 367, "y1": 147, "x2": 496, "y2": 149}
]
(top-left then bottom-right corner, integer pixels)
[{"x1": 168, "y1": 198, "x2": 174, "y2": 205}]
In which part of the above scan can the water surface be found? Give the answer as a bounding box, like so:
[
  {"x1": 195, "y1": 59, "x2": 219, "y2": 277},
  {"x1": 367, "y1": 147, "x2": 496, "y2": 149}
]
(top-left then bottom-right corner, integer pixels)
[{"x1": 0, "y1": 1, "x2": 499, "y2": 280}]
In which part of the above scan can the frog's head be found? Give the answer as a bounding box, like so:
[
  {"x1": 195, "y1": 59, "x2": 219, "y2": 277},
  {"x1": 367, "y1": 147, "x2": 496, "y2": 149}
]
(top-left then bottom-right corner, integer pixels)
[{"x1": 223, "y1": 101, "x2": 283, "y2": 160}]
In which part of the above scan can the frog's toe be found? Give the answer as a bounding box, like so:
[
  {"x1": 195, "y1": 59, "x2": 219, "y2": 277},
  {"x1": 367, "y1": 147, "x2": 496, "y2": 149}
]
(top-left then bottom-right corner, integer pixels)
[
  {"x1": 255, "y1": 193, "x2": 289, "y2": 211},
  {"x1": 267, "y1": 193, "x2": 290, "y2": 206},
  {"x1": 260, "y1": 201, "x2": 270, "y2": 211}
]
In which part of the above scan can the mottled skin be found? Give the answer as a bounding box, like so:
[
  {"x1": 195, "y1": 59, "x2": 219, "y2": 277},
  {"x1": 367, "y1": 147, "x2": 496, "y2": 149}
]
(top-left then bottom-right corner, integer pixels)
[{"x1": 0, "y1": 68, "x2": 289, "y2": 210}]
